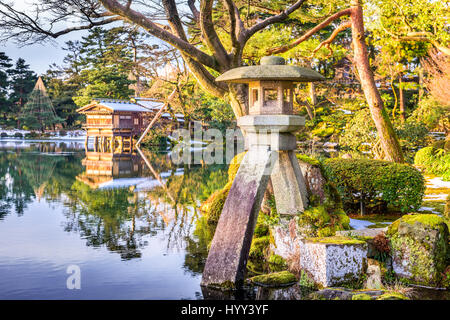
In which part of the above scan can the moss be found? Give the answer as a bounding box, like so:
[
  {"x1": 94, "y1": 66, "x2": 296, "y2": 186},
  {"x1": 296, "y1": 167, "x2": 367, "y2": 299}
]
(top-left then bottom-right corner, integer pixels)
[
  {"x1": 296, "y1": 154, "x2": 321, "y2": 166},
  {"x1": 268, "y1": 253, "x2": 287, "y2": 267},
  {"x1": 227, "y1": 152, "x2": 245, "y2": 182},
  {"x1": 306, "y1": 235, "x2": 366, "y2": 245},
  {"x1": 317, "y1": 226, "x2": 335, "y2": 237},
  {"x1": 203, "y1": 182, "x2": 232, "y2": 224},
  {"x1": 352, "y1": 293, "x2": 372, "y2": 300},
  {"x1": 387, "y1": 214, "x2": 449, "y2": 286},
  {"x1": 248, "y1": 271, "x2": 297, "y2": 287},
  {"x1": 336, "y1": 211, "x2": 351, "y2": 229},
  {"x1": 387, "y1": 213, "x2": 447, "y2": 236},
  {"x1": 446, "y1": 194, "x2": 450, "y2": 218},
  {"x1": 376, "y1": 292, "x2": 409, "y2": 300},
  {"x1": 254, "y1": 213, "x2": 270, "y2": 237},
  {"x1": 249, "y1": 236, "x2": 270, "y2": 260}
]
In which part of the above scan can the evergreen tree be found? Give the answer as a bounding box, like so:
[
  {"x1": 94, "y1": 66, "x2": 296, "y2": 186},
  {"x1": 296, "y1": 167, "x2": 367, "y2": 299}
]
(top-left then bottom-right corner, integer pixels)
[
  {"x1": 0, "y1": 52, "x2": 12, "y2": 122},
  {"x1": 8, "y1": 58, "x2": 37, "y2": 127},
  {"x1": 73, "y1": 27, "x2": 135, "y2": 106},
  {"x1": 19, "y1": 77, "x2": 62, "y2": 131}
]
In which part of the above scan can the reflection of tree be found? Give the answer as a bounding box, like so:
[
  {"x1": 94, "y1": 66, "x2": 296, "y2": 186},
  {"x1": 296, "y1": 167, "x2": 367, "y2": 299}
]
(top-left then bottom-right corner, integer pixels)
[
  {"x1": 62, "y1": 181, "x2": 158, "y2": 260},
  {"x1": 183, "y1": 216, "x2": 216, "y2": 275},
  {"x1": 17, "y1": 152, "x2": 63, "y2": 200},
  {"x1": 0, "y1": 144, "x2": 229, "y2": 268}
]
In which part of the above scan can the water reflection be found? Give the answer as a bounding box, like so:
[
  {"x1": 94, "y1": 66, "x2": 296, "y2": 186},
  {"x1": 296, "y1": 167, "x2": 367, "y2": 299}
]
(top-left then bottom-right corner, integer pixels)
[{"x1": 0, "y1": 141, "x2": 228, "y2": 298}]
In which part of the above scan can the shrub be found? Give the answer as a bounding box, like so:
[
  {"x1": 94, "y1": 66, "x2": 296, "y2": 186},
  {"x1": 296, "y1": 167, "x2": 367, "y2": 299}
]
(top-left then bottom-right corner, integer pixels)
[
  {"x1": 322, "y1": 158, "x2": 425, "y2": 213},
  {"x1": 339, "y1": 109, "x2": 377, "y2": 151},
  {"x1": 394, "y1": 120, "x2": 429, "y2": 151},
  {"x1": 414, "y1": 145, "x2": 450, "y2": 181},
  {"x1": 25, "y1": 132, "x2": 38, "y2": 138},
  {"x1": 59, "y1": 130, "x2": 67, "y2": 136},
  {"x1": 14, "y1": 132, "x2": 23, "y2": 138},
  {"x1": 0, "y1": 132, "x2": 8, "y2": 138}
]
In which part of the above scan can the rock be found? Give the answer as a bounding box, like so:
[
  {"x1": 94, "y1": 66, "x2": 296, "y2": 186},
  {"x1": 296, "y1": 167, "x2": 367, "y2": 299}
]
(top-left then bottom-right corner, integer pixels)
[
  {"x1": 297, "y1": 158, "x2": 327, "y2": 203},
  {"x1": 387, "y1": 214, "x2": 449, "y2": 287},
  {"x1": 299, "y1": 236, "x2": 368, "y2": 287},
  {"x1": 308, "y1": 288, "x2": 384, "y2": 300},
  {"x1": 365, "y1": 258, "x2": 383, "y2": 290},
  {"x1": 247, "y1": 271, "x2": 297, "y2": 287},
  {"x1": 376, "y1": 292, "x2": 409, "y2": 300},
  {"x1": 341, "y1": 153, "x2": 353, "y2": 159},
  {"x1": 352, "y1": 293, "x2": 372, "y2": 300},
  {"x1": 309, "y1": 288, "x2": 354, "y2": 300},
  {"x1": 337, "y1": 228, "x2": 387, "y2": 238},
  {"x1": 270, "y1": 217, "x2": 302, "y2": 264}
]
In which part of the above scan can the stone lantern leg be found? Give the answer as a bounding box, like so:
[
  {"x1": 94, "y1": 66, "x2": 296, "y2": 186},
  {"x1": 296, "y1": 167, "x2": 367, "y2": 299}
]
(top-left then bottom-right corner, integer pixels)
[{"x1": 201, "y1": 56, "x2": 325, "y2": 288}]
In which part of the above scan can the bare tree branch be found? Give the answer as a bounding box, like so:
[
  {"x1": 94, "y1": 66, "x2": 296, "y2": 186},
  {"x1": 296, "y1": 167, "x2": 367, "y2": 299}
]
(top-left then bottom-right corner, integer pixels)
[
  {"x1": 99, "y1": 0, "x2": 219, "y2": 71},
  {"x1": 242, "y1": 0, "x2": 307, "y2": 43},
  {"x1": 310, "y1": 20, "x2": 351, "y2": 58},
  {"x1": 268, "y1": 8, "x2": 352, "y2": 54}
]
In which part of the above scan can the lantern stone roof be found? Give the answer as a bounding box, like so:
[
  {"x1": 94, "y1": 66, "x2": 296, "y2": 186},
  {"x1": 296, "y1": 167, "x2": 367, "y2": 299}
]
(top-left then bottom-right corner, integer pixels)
[{"x1": 215, "y1": 56, "x2": 325, "y2": 83}]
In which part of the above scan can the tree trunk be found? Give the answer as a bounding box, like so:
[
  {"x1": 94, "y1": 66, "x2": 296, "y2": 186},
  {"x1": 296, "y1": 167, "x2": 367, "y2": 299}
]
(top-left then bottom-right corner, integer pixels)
[
  {"x1": 309, "y1": 82, "x2": 317, "y2": 106},
  {"x1": 350, "y1": 1, "x2": 404, "y2": 163},
  {"x1": 398, "y1": 74, "x2": 405, "y2": 122}
]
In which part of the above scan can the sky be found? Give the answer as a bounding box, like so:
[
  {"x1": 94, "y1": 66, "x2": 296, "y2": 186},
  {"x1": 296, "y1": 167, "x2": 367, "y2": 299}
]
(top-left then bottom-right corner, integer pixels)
[
  {"x1": 1, "y1": 33, "x2": 87, "y2": 75},
  {"x1": 0, "y1": 1, "x2": 92, "y2": 75}
]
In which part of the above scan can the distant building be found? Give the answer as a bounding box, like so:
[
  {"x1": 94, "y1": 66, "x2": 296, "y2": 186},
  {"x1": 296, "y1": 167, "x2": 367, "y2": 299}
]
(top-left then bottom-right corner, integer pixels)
[
  {"x1": 76, "y1": 99, "x2": 158, "y2": 139},
  {"x1": 77, "y1": 99, "x2": 185, "y2": 152}
]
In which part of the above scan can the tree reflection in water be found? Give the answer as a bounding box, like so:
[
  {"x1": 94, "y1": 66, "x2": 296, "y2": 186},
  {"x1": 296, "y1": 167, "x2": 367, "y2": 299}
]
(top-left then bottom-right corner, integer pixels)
[{"x1": 0, "y1": 142, "x2": 228, "y2": 272}]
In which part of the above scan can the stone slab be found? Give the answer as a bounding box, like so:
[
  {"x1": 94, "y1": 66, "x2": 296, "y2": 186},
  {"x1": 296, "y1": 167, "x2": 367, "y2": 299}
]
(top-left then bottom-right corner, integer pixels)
[
  {"x1": 201, "y1": 147, "x2": 276, "y2": 287},
  {"x1": 336, "y1": 227, "x2": 387, "y2": 238},
  {"x1": 299, "y1": 238, "x2": 368, "y2": 287},
  {"x1": 271, "y1": 151, "x2": 308, "y2": 214}
]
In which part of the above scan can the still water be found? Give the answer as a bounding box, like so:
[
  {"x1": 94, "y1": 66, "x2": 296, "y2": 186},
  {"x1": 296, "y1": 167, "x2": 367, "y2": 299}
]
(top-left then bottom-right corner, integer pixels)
[
  {"x1": 0, "y1": 140, "x2": 228, "y2": 299},
  {"x1": 0, "y1": 140, "x2": 447, "y2": 300}
]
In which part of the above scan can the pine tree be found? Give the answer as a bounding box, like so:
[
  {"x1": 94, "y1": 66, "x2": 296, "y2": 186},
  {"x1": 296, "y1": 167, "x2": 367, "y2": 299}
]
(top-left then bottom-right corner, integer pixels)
[
  {"x1": 0, "y1": 52, "x2": 12, "y2": 122},
  {"x1": 8, "y1": 58, "x2": 37, "y2": 127},
  {"x1": 19, "y1": 77, "x2": 63, "y2": 131}
]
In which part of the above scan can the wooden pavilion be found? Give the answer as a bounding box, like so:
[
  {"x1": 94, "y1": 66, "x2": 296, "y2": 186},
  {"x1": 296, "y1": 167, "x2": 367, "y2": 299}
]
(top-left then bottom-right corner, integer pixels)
[{"x1": 77, "y1": 99, "x2": 184, "y2": 152}]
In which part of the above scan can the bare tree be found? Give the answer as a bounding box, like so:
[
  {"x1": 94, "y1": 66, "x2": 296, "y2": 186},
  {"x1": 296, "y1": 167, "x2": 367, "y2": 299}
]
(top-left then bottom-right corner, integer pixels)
[
  {"x1": 421, "y1": 49, "x2": 450, "y2": 106},
  {"x1": 0, "y1": 0, "x2": 310, "y2": 118}
]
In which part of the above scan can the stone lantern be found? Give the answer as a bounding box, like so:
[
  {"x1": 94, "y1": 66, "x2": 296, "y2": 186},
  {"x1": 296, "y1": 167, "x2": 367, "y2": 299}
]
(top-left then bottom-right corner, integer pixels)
[{"x1": 201, "y1": 56, "x2": 325, "y2": 288}]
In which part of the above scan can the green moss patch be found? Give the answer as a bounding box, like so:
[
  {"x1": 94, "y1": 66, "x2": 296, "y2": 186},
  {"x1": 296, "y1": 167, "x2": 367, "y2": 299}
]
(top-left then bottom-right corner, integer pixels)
[
  {"x1": 248, "y1": 271, "x2": 297, "y2": 287},
  {"x1": 306, "y1": 235, "x2": 366, "y2": 245},
  {"x1": 249, "y1": 236, "x2": 270, "y2": 260},
  {"x1": 352, "y1": 293, "x2": 372, "y2": 300},
  {"x1": 376, "y1": 292, "x2": 409, "y2": 300}
]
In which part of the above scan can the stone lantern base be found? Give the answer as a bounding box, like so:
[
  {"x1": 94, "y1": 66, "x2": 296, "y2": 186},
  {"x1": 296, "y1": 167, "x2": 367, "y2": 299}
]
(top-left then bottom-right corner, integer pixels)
[{"x1": 200, "y1": 114, "x2": 309, "y2": 288}]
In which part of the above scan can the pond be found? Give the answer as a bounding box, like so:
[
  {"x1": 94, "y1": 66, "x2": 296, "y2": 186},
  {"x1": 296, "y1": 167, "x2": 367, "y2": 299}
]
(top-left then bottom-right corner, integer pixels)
[{"x1": 0, "y1": 140, "x2": 229, "y2": 299}]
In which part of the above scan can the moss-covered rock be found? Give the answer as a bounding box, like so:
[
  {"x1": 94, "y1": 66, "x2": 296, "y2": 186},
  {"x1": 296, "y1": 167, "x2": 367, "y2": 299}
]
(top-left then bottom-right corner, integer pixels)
[
  {"x1": 297, "y1": 205, "x2": 351, "y2": 238},
  {"x1": 249, "y1": 236, "x2": 270, "y2": 260},
  {"x1": 387, "y1": 214, "x2": 449, "y2": 287},
  {"x1": 199, "y1": 152, "x2": 247, "y2": 224},
  {"x1": 200, "y1": 182, "x2": 232, "y2": 224},
  {"x1": 376, "y1": 292, "x2": 409, "y2": 300},
  {"x1": 352, "y1": 293, "x2": 372, "y2": 300},
  {"x1": 268, "y1": 253, "x2": 287, "y2": 267},
  {"x1": 247, "y1": 271, "x2": 297, "y2": 287}
]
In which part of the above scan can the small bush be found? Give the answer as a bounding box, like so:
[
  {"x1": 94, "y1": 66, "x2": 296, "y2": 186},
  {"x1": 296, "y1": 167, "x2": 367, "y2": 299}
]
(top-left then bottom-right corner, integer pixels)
[
  {"x1": 59, "y1": 130, "x2": 67, "y2": 136},
  {"x1": 414, "y1": 145, "x2": 450, "y2": 181},
  {"x1": 14, "y1": 132, "x2": 23, "y2": 138},
  {"x1": 25, "y1": 132, "x2": 38, "y2": 138},
  {"x1": 322, "y1": 158, "x2": 425, "y2": 213},
  {"x1": 0, "y1": 132, "x2": 8, "y2": 138}
]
